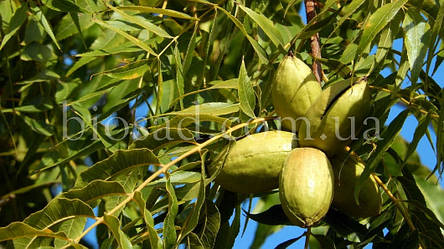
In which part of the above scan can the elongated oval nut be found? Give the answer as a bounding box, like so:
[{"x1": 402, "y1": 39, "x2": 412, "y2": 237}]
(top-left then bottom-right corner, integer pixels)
[
  {"x1": 272, "y1": 55, "x2": 322, "y2": 131},
  {"x1": 279, "y1": 148, "x2": 334, "y2": 227},
  {"x1": 212, "y1": 131, "x2": 297, "y2": 193},
  {"x1": 298, "y1": 79, "x2": 371, "y2": 156},
  {"x1": 332, "y1": 155, "x2": 381, "y2": 218}
]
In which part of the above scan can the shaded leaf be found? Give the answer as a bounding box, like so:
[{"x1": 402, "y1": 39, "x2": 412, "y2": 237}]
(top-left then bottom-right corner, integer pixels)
[
  {"x1": 308, "y1": 235, "x2": 335, "y2": 249},
  {"x1": 0, "y1": 6, "x2": 27, "y2": 50},
  {"x1": 238, "y1": 59, "x2": 256, "y2": 118},
  {"x1": 324, "y1": 208, "x2": 370, "y2": 239},
  {"x1": 214, "y1": 191, "x2": 240, "y2": 249},
  {"x1": 76, "y1": 44, "x2": 141, "y2": 57},
  {"x1": 396, "y1": 48, "x2": 410, "y2": 86},
  {"x1": 75, "y1": 149, "x2": 159, "y2": 187},
  {"x1": 177, "y1": 173, "x2": 206, "y2": 243},
  {"x1": 43, "y1": 0, "x2": 81, "y2": 12},
  {"x1": 107, "y1": 4, "x2": 172, "y2": 38},
  {"x1": 199, "y1": 202, "x2": 221, "y2": 249},
  {"x1": 22, "y1": 116, "x2": 54, "y2": 136},
  {"x1": 0, "y1": 222, "x2": 69, "y2": 242},
  {"x1": 357, "y1": 0, "x2": 407, "y2": 55},
  {"x1": 249, "y1": 192, "x2": 283, "y2": 249},
  {"x1": 63, "y1": 180, "x2": 127, "y2": 205},
  {"x1": 387, "y1": 223, "x2": 419, "y2": 249},
  {"x1": 36, "y1": 8, "x2": 61, "y2": 50},
  {"x1": 133, "y1": 191, "x2": 163, "y2": 248},
  {"x1": 415, "y1": 177, "x2": 444, "y2": 226},
  {"x1": 19, "y1": 69, "x2": 60, "y2": 85},
  {"x1": 1, "y1": 103, "x2": 53, "y2": 113},
  {"x1": 402, "y1": 10, "x2": 431, "y2": 84},
  {"x1": 245, "y1": 205, "x2": 291, "y2": 226},
  {"x1": 20, "y1": 43, "x2": 56, "y2": 63},
  {"x1": 274, "y1": 236, "x2": 302, "y2": 249},
  {"x1": 131, "y1": 128, "x2": 195, "y2": 152},
  {"x1": 35, "y1": 139, "x2": 104, "y2": 174},
  {"x1": 398, "y1": 167, "x2": 444, "y2": 248},
  {"x1": 238, "y1": 5, "x2": 283, "y2": 47},
  {"x1": 93, "y1": 18, "x2": 157, "y2": 56},
  {"x1": 24, "y1": 198, "x2": 95, "y2": 229},
  {"x1": 53, "y1": 218, "x2": 87, "y2": 248},
  {"x1": 163, "y1": 177, "x2": 179, "y2": 249},
  {"x1": 356, "y1": 109, "x2": 410, "y2": 203},
  {"x1": 217, "y1": 7, "x2": 268, "y2": 63},
  {"x1": 103, "y1": 214, "x2": 133, "y2": 249},
  {"x1": 55, "y1": 13, "x2": 93, "y2": 40},
  {"x1": 172, "y1": 45, "x2": 185, "y2": 110},
  {"x1": 183, "y1": 24, "x2": 198, "y2": 76},
  {"x1": 119, "y1": 6, "x2": 195, "y2": 20},
  {"x1": 24, "y1": 19, "x2": 45, "y2": 44},
  {"x1": 66, "y1": 57, "x2": 96, "y2": 77}
]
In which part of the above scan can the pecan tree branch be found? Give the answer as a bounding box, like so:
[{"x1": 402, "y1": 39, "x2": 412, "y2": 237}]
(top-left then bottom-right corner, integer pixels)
[{"x1": 304, "y1": 0, "x2": 323, "y2": 83}]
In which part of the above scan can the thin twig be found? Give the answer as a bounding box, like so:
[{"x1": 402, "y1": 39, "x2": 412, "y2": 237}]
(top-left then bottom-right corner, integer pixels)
[
  {"x1": 304, "y1": 0, "x2": 324, "y2": 83},
  {"x1": 68, "y1": 117, "x2": 276, "y2": 246},
  {"x1": 159, "y1": 0, "x2": 168, "y2": 18},
  {"x1": 347, "y1": 149, "x2": 417, "y2": 231},
  {"x1": 372, "y1": 174, "x2": 416, "y2": 231},
  {"x1": 368, "y1": 85, "x2": 439, "y2": 119}
]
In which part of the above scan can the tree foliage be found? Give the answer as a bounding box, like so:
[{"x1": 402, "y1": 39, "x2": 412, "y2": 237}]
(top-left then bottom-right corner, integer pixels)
[{"x1": 0, "y1": 0, "x2": 443, "y2": 248}]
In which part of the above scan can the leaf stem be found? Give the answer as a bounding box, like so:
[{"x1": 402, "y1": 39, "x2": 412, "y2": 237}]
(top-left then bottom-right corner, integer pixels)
[
  {"x1": 372, "y1": 174, "x2": 416, "y2": 231},
  {"x1": 69, "y1": 116, "x2": 276, "y2": 246},
  {"x1": 347, "y1": 149, "x2": 417, "y2": 233},
  {"x1": 368, "y1": 85, "x2": 439, "y2": 119},
  {"x1": 304, "y1": 226, "x2": 311, "y2": 249}
]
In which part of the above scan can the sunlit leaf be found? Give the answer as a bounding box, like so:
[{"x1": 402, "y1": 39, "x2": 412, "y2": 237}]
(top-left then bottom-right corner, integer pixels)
[
  {"x1": 170, "y1": 103, "x2": 240, "y2": 116},
  {"x1": 104, "y1": 60, "x2": 149, "y2": 80},
  {"x1": 238, "y1": 5, "x2": 284, "y2": 47},
  {"x1": 402, "y1": 10, "x2": 431, "y2": 84},
  {"x1": 119, "y1": 6, "x2": 195, "y2": 20},
  {"x1": 357, "y1": 0, "x2": 407, "y2": 56},
  {"x1": 0, "y1": 6, "x2": 27, "y2": 50}
]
